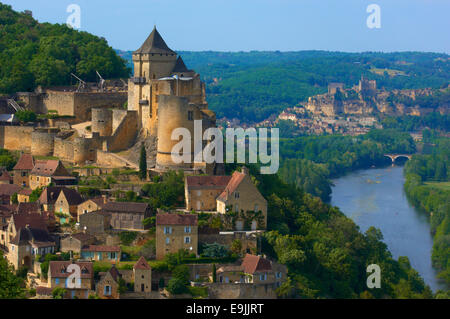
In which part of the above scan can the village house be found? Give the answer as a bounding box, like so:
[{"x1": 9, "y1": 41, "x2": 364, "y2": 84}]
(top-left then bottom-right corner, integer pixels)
[
  {"x1": 47, "y1": 261, "x2": 94, "y2": 299},
  {"x1": 102, "y1": 202, "x2": 152, "y2": 231},
  {"x1": 60, "y1": 232, "x2": 96, "y2": 254},
  {"x1": 77, "y1": 197, "x2": 108, "y2": 222},
  {"x1": 95, "y1": 257, "x2": 152, "y2": 299},
  {"x1": 17, "y1": 188, "x2": 32, "y2": 203},
  {"x1": 216, "y1": 254, "x2": 287, "y2": 288},
  {"x1": 0, "y1": 184, "x2": 21, "y2": 204},
  {"x1": 13, "y1": 153, "x2": 34, "y2": 187},
  {"x1": 96, "y1": 266, "x2": 121, "y2": 299},
  {"x1": 216, "y1": 168, "x2": 267, "y2": 230},
  {"x1": 38, "y1": 186, "x2": 64, "y2": 212},
  {"x1": 0, "y1": 168, "x2": 12, "y2": 184},
  {"x1": 184, "y1": 167, "x2": 268, "y2": 231},
  {"x1": 185, "y1": 175, "x2": 232, "y2": 211},
  {"x1": 80, "y1": 245, "x2": 121, "y2": 262},
  {"x1": 29, "y1": 160, "x2": 76, "y2": 190},
  {"x1": 4, "y1": 213, "x2": 55, "y2": 270},
  {"x1": 53, "y1": 187, "x2": 84, "y2": 223},
  {"x1": 79, "y1": 210, "x2": 111, "y2": 236},
  {"x1": 156, "y1": 213, "x2": 198, "y2": 260}
]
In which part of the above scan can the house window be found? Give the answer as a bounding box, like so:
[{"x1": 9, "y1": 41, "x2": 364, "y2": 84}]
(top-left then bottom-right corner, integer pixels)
[
  {"x1": 165, "y1": 237, "x2": 170, "y2": 245},
  {"x1": 188, "y1": 111, "x2": 194, "y2": 121},
  {"x1": 276, "y1": 272, "x2": 282, "y2": 279},
  {"x1": 55, "y1": 278, "x2": 60, "y2": 285},
  {"x1": 254, "y1": 204, "x2": 258, "y2": 212},
  {"x1": 184, "y1": 236, "x2": 191, "y2": 244},
  {"x1": 234, "y1": 192, "x2": 240, "y2": 199},
  {"x1": 110, "y1": 252, "x2": 116, "y2": 260},
  {"x1": 184, "y1": 226, "x2": 191, "y2": 233},
  {"x1": 234, "y1": 204, "x2": 239, "y2": 212},
  {"x1": 104, "y1": 285, "x2": 111, "y2": 296},
  {"x1": 259, "y1": 273, "x2": 267, "y2": 281},
  {"x1": 164, "y1": 227, "x2": 172, "y2": 234}
]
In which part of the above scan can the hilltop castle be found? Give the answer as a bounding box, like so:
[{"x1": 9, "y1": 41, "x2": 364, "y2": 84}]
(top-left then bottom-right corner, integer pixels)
[{"x1": 0, "y1": 27, "x2": 217, "y2": 174}]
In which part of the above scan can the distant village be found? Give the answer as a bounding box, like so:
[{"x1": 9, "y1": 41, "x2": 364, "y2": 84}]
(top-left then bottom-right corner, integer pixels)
[
  {"x1": 220, "y1": 77, "x2": 448, "y2": 137},
  {"x1": 0, "y1": 28, "x2": 286, "y2": 299}
]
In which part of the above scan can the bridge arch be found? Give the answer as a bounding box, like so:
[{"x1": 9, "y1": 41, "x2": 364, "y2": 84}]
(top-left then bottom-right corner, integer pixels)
[{"x1": 384, "y1": 154, "x2": 412, "y2": 165}]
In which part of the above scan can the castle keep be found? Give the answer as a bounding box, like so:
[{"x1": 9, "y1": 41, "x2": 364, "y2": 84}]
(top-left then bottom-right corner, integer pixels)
[{"x1": 0, "y1": 28, "x2": 217, "y2": 174}]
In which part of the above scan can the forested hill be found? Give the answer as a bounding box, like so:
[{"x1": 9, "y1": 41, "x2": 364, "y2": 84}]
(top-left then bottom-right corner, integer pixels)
[
  {"x1": 117, "y1": 49, "x2": 450, "y2": 123},
  {"x1": 0, "y1": 3, "x2": 129, "y2": 95}
]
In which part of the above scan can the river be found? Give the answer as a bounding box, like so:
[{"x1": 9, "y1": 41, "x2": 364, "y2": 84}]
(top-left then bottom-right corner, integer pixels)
[{"x1": 330, "y1": 165, "x2": 446, "y2": 292}]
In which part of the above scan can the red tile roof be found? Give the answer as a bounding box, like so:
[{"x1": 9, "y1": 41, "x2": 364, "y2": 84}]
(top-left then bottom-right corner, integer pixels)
[
  {"x1": 0, "y1": 184, "x2": 21, "y2": 196},
  {"x1": 38, "y1": 187, "x2": 64, "y2": 204},
  {"x1": 12, "y1": 213, "x2": 48, "y2": 231},
  {"x1": 156, "y1": 213, "x2": 198, "y2": 226},
  {"x1": 134, "y1": 256, "x2": 151, "y2": 270},
  {"x1": 49, "y1": 261, "x2": 93, "y2": 279},
  {"x1": 16, "y1": 202, "x2": 40, "y2": 215},
  {"x1": 217, "y1": 171, "x2": 246, "y2": 202},
  {"x1": 241, "y1": 254, "x2": 272, "y2": 274},
  {"x1": 81, "y1": 245, "x2": 121, "y2": 252},
  {"x1": 103, "y1": 201, "x2": 149, "y2": 214},
  {"x1": 13, "y1": 153, "x2": 34, "y2": 170},
  {"x1": 185, "y1": 175, "x2": 232, "y2": 190},
  {"x1": 0, "y1": 170, "x2": 12, "y2": 181},
  {"x1": 18, "y1": 188, "x2": 32, "y2": 196},
  {"x1": 31, "y1": 160, "x2": 68, "y2": 177}
]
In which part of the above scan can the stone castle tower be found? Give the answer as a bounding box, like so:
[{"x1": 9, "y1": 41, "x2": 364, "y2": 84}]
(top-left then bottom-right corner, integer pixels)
[{"x1": 128, "y1": 27, "x2": 216, "y2": 172}]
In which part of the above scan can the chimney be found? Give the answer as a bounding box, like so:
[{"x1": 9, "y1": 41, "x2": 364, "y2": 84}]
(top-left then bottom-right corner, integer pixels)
[{"x1": 241, "y1": 166, "x2": 249, "y2": 175}]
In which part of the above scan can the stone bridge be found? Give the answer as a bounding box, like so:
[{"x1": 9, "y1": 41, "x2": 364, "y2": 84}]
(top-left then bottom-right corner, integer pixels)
[{"x1": 384, "y1": 154, "x2": 412, "y2": 164}]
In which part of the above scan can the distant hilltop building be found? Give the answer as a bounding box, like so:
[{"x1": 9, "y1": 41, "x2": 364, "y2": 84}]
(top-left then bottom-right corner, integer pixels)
[{"x1": 0, "y1": 27, "x2": 218, "y2": 174}]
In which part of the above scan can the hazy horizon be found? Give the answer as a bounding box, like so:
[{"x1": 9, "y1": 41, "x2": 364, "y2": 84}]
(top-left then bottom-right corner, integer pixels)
[{"x1": 2, "y1": 0, "x2": 449, "y2": 54}]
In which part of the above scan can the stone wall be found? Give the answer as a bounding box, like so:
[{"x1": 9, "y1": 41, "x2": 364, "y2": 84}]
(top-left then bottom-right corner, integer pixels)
[
  {"x1": 0, "y1": 126, "x2": 34, "y2": 151},
  {"x1": 207, "y1": 283, "x2": 277, "y2": 299}
]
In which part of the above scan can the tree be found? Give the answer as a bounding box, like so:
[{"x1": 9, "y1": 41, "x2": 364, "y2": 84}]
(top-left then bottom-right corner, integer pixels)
[
  {"x1": 139, "y1": 143, "x2": 147, "y2": 180},
  {"x1": 212, "y1": 264, "x2": 217, "y2": 283},
  {"x1": 29, "y1": 187, "x2": 43, "y2": 202},
  {"x1": 167, "y1": 265, "x2": 190, "y2": 295},
  {"x1": 52, "y1": 287, "x2": 66, "y2": 299},
  {"x1": 0, "y1": 251, "x2": 25, "y2": 299},
  {"x1": 15, "y1": 110, "x2": 37, "y2": 123}
]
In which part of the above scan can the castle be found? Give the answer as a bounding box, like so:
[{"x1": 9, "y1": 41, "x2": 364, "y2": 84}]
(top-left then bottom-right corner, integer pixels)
[{"x1": 0, "y1": 27, "x2": 217, "y2": 174}]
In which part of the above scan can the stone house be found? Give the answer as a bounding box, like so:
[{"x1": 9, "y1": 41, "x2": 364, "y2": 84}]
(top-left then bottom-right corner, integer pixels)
[
  {"x1": 48, "y1": 261, "x2": 94, "y2": 299},
  {"x1": 77, "y1": 197, "x2": 108, "y2": 222},
  {"x1": 185, "y1": 175, "x2": 232, "y2": 211},
  {"x1": 155, "y1": 213, "x2": 198, "y2": 260},
  {"x1": 0, "y1": 168, "x2": 12, "y2": 185},
  {"x1": 0, "y1": 184, "x2": 20, "y2": 204},
  {"x1": 13, "y1": 153, "x2": 34, "y2": 187},
  {"x1": 79, "y1": 211, "x2": 111, "y2": 236},
  {"x1": 217, "y1": 254, "x2": 287, "y2": 288},
  {"x1": 4, "y1": 213, "x2": 55, "y2": 270},
  {"x1": 60, "y1": 232, "x2": 96, "y2": 254},
  {"x1": 29, "y1": 160, "x2": 76, "y2": 190},
  {"x1": 80, "y1": 245, "x2": 121, "y2": 262},
  {"x1": 133, "y1": 256, "x2": 152, "y2": 293},
  {"x1": 96, "y1": 266, "x2": 121, "y2": 299},
  {"x1": 17, "y1": 188, "x2": 32, "y2": 203},
  {"x1": 38, "y1": 186, "x2": 64, "y2": 212},
  {"x1": 53, "y1": 188, "x2": 84, "y2": 223},
  {"x1": 185, "y1": 167, "x2": 268, "y2": 231},
  {"x1": 216, "y1": 168, "x2": 267, "y2": 231},
  {"x1": 102, "y1": 202, "x2": 152, "y2": 231}
]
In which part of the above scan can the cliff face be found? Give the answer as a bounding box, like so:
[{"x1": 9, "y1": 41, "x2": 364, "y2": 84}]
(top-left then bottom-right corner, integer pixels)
[{"x1": 305, "y1": 87, "x2": 448, "y2": 117}]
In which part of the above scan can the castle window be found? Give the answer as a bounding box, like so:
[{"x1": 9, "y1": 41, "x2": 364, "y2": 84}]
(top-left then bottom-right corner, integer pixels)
[{"x1": 188, "y1": 111, "x2": 194, "y2": 121}]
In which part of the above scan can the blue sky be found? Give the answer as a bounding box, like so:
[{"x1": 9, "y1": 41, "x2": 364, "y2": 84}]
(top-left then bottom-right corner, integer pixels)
[{"x1": 2, "y1": 0, "x2": 449, "y2": 53}]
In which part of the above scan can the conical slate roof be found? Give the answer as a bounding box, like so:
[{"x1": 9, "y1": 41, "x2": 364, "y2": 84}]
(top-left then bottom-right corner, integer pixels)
[
  {"x1": 134, "y1": 26, "x2": 176, "y2": 55},
  {"x1": 172, "y1": 56, "x2": 191, "y2": 73}
]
